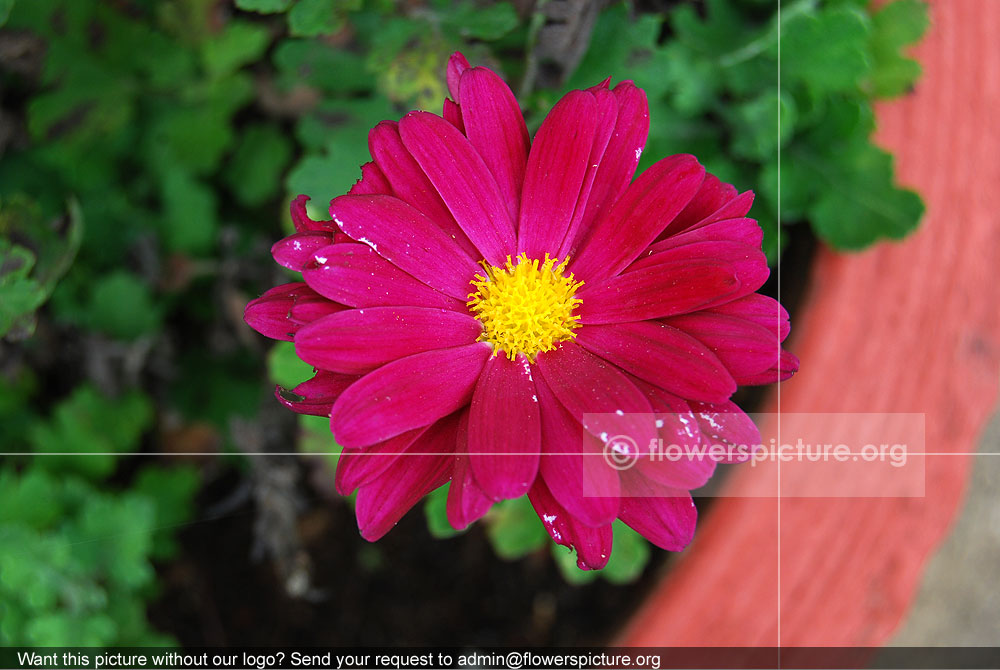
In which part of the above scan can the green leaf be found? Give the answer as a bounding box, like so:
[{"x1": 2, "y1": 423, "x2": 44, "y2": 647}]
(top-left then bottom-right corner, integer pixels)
[
  {"x1": 440, "y1": 1, "x2": 519, "y2": 41},
  {"x1": 86, "y1": 272, "x2": 162, "y2": 340},
  {"x1": 160, "y1": 168, "x2": 218, "y2": 255},
  {"x1": 0, "y1": 0, "x2": 14, "y2": 27},
  {"x1": 868, "y1": 0, "x2": 928, "y2": 97},
  {"x1": 779, "y1": 7, "x2": 871, "y2": 94},
  {"x1": 671, "y1": 0, "x2": 749, "y2": 54},
  {"x1": 28, "y1": 385, "x2": 154, "y2": 480},
  {"x1": 201, "y1": 20, "x2": 271, "y2": 78},
  {"x1": 146, "y1": 106, "x2": 236, "y2": 176},
  {"x1": 267, "y1": 340, "x2": 314, "y2": 389},
  {"x1": 298, "y1": 414, "x2": 341, "y2": 472},
  {"x1": 0, "y1": 242, "x2": 45, "y2": 339},
  {"x1": 288, "y1": 0, "x2": 359, "y2": 38},
  {"x1": 600, "y1": 522, "x2": 650, "y2": 584},
  {"x1": 0, "y1": 467, "x2": 63, "y2": 529},
  {"x1": 132, "y1": 466, "x2": 200, "y2": 560},
  {"x1": 286, "y1": 154, "x2": 358, "y2": 213},
  {"x1": 273, "y1": 40, "x2": 372, "y2": 94},
  {"x1": 224, "y1": 124, "x2": 293, "y2": 207},
  {"x1": 803, "y1": 143, "x2": 924, "y2": 249},
  {"x1": 565, "y1": 4, "x2": 662, "y2": 92},
  {"x1": 424, "y1": 485, "x2": 460, "y2": 539},
  {"x1": 726, "y1": 90, "x2": 796, "y2": 161},
  {"x1": 485, "y1": 496, "x2": 548, "y2": 560},
  {"x1": 236, "y1": 0, "x2": 293, "y2": 13}
]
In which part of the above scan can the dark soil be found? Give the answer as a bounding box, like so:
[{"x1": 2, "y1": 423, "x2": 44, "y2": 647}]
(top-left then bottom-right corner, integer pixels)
[{"x1": 149, "y1": 468, "x2": 677, "y2": 647}]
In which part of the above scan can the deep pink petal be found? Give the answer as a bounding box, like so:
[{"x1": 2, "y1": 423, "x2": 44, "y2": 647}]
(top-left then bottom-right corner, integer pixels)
[
  {"x1": 459, "y1": 67, "x2": 529, "y2": 223},
  {"x1": 335, "y1": 427, "x2": 427, "y2": 494},
  {"x1": 664, "y1": 312, "x2": 780, "y2": 378},
  {"x1": 442, "y1": 98, "x2": 464, "y2": 132},
  {"x1": 660, "y1": 173, "x2": 738, "y2": 238},
  {"x1": 625, "y1": 240, "x2": 769, "y2": 295},
  {"x1": 528, "y1": 478, "x2": 613, "y2": 570},
  {"x1": 354, "y1": 416, "x2": 458, "y2": 541},
  {"x1": 468, "y1": 354, "x2": 541, "y2": 500},
  {"x1": 707, "y1": 293, "x2": 790, "y2": 341},
  {"x1": 618, "y1": 473, "x2": 697, "y2": 551},
  {"x1": 576, "y1": 259, "x2": 743, "y2": 324},
  {"x1": 398, "y1": 111, "x2": 517, "y2": 266},
  {"x1": 303, "y1": 243, "x2": 465, "y2": 311},
  {"x1": 569, "y1": 154, "x2": 706, "y2": 282},
  {"x1": 447, "y1": 411, "x2": 494, "y2": 530},
  {"x1": 287, "y1": 292, "x2": 344, "y2": 325},
  {"x1": 554, "y1": 87, "x2": 618, "y2": 260},
  {"x1": 642, "y1": 217, "x2": 764, "y2": 256},
  {"x1": 535, "y1": 341, "x2": 657, "y2": 452},
  {"x1": 367, "y1": 121, "x2": 477, "y2": 257},
  {"x1": 560, "y1": 81, "x2": 649, "y2": 258},
  {"x1": 630, "y1": 380, "x2": 717, "y2": 489},
  {"x1": 446, "y1": 51, "x2": 471, "y2": 101},
  {"x1": 575, "y1": 322, "x2": 736, "y2": 403},
  {"x1": 295, "y1": 306, "x2": 482, "y2": 374},
  {"x1": 271, "y1": 231, "x2": 334, "y2": 271},
  {"x1": 290, "y1": 195, "x2": 337, "y2": 232},
  {"x1": 517, "y1": 90, "x2": 601, "y2": 259},
  {"x1": 330, "y1": 343, "x2": 491, "y2": 448},
  {"x1": 275, "y1": 370, "x2": 360, "y2": 417},
  {"x1": 245, "y1": 282, "x2": 315, "y2": 341},
  {"x1": 736, "y1": 349, "x2": 799, "y2": 385},
  {"x1": 681, "y1": 190, "x2": 756, "y2": 232},
  {"x1": 535, "y1": 372, "x2": 620, "y2": 528},
  {"x1": 329, "y1": 194, "x2": 480, "y2": 300},
  {"x1": 689, "y1": 399, "x2": 762, "y2": 463},
  {"x1": 348, "y1": 161, "x2": 393, "y2": 196}
]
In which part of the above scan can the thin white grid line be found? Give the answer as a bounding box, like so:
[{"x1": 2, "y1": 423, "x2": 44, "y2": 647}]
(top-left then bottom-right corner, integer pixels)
[
  {"x1": 776, "y1": 0, "x2": 783, "y2": 657},
  {"x1": 2, "y1": 452, "x2": 991, "y2": 457}
]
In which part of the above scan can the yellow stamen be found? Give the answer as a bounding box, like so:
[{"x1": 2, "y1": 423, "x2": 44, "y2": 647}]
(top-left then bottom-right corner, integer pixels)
[{"x1": 467, "y1": 253, "x2": 583, "y2": 362}]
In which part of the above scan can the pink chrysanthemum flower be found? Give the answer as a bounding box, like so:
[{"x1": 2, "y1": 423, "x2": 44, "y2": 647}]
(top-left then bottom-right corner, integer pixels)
[{"x1": 245, "y1": 52, "x2": 798, "y2": 569}]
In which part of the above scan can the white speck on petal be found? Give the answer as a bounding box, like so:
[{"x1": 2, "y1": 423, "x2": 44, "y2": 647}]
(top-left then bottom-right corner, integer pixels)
[
  {"x1": 314, "y1": 256, "x2": 328, "y2": 264},
  {"x1": 655, "y1": 419, "x2": 664, "y2": 428},
  {"x1": 356, "y1": 236, "x2": 378, "y2": 252},
  {"x1": 543, "y1": 514, "x2": 557, "y2": 523},
  {"x1": 634, "y1": 147, "x2": 643, "y2": 160},
  {"x1": 615, "y1": 409, "x2": 624, "y2": 416}
]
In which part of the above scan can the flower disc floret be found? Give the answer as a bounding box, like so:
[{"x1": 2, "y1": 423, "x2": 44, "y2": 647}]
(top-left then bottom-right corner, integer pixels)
[{"x1": 467, "y1": 253, "x2": 583, "y2": 361}]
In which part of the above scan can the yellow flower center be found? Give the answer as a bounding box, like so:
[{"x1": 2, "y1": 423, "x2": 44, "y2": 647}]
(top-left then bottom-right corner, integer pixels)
[{"x1": 467, "y1": 253, "x2": 583, "y2": 362}]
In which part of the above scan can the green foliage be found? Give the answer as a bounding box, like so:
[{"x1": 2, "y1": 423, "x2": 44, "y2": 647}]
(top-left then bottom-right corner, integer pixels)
[
  {"x1": 567, "y1": 0, "x2": 928, "y2": 257},
  {"x1": 86, "y1": 272, "x2": 163, "y2": 340},
  {"x1": 267, "y1": 340, "x2": 313, "y2": 390},
  {"x1": 27, "y1": 385, "x2": 153, "y2": 479},
  {"x1": 0, "y1": 465, "x2": 187, "y2": 645},
  {"x1": 0, "y1": 198, "x2": 81, "y2": 339},
  {"x1": 485, "y1": 496, "x2": 549, "y2": 560},
  {"x1": 423, "y1": 485, "x2": 460, "y2": 539},
  {"x1": 869, "y1": 0, "x2": 929, "y2": 97},
  {"x1": 0, "y1": 381, "x2": 198, "y2": 645}
]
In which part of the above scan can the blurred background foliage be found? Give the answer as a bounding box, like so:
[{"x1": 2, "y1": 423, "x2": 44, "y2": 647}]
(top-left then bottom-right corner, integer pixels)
[{"x1": 0, "y1": 0, "x2": 925, "y2": 645}]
